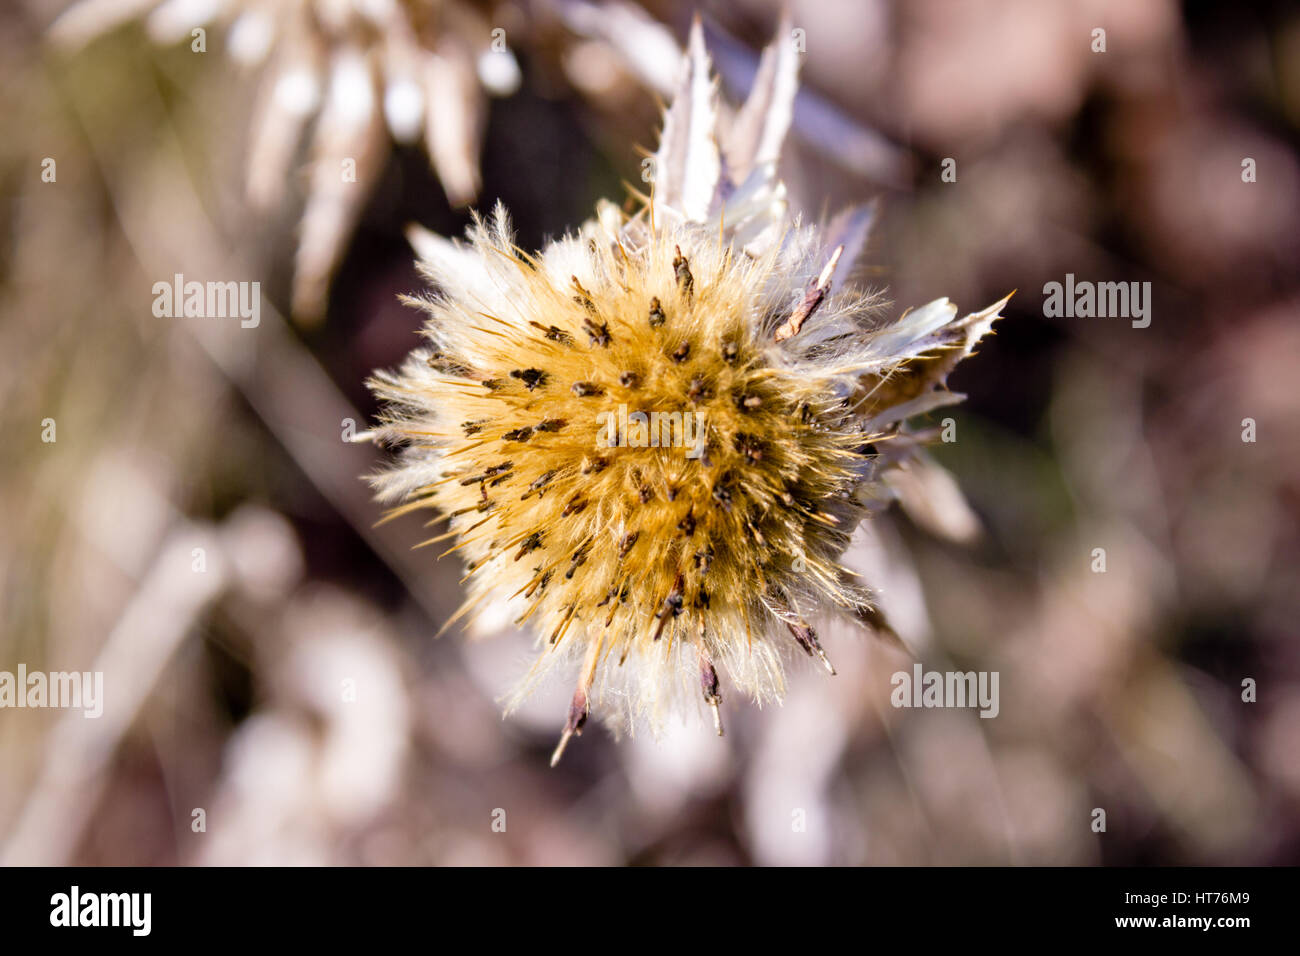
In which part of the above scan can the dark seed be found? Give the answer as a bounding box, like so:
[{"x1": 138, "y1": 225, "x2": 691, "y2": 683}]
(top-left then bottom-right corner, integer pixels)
[
  {"x1": 618, "y1": 531, "x2": 639, "y2": 558},
  {"x1": 426, "y1": 352, "x2": 472, "y2": 377},
  {"x1": 583, "y1": 318, "x2": 612, "y2": 348},
  {"x1": 514, "y1": 532, "x2": 543, "y2": 560},
  {"x1": 460, "y1": 461, "x2": 511, "y2": 485},
  {"x1": 652, "y1": 576, "x2": 686, "y2": 640},
  {"x1": 711, "y1": 479, "x2": 733, "y2": 511},
  {"x1": 663, "y1": 589, "x2": 684, "y2": 618},
  {"x1": 571, "y1": 276, "x2": 597, "y2": 314},
  {"x1": 566, "y1": 542, "x2": 592, "y2": 579},
  {"x1": 530, "y1": 321, "x2": 574, "y2": 345},
  {"x1": 510, "y1": 368, "x2": 547, "y2": 391},
  {"x1": 701, "y1": 657, "x2": 720, "y2": 703},
  {"x1": 526, "y1": 470, "x2": 557, "y2": 497},
  {"x1": 673, "y1": 246, "x2": 694, "y2": 297},
  {"x1": 735, "y1": 433, "x2": 765, "y2": 463}
]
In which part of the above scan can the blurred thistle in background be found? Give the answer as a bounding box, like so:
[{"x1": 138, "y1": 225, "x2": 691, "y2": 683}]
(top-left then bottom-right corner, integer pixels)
[
  {"x1": 1, "y1": 0, "x2": 1299, "y2": 866},
  {"x1": 51, "y1": 0, "x2": 525, "y2": 322}
]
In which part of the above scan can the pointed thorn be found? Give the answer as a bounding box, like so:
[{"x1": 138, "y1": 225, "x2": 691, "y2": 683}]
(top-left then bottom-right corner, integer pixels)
[
  {"x1": 551, "y1": 686, "x2": 589, "y2": 767},
  {"x1": 700, "y1": 655, "x2": 724, "y2": 735},
  {"x1": 774, "y1": 245, "x2": 842, "y2": 343},
  {"x1": 817, "y1": 244, "x2": 845, "y2": 289},
  {"x1": 550, "y1": 728, "x2": 575, "y2": 768},
  {"x1": 786, "y1": 620, "x2": 836, "y2": 675}
]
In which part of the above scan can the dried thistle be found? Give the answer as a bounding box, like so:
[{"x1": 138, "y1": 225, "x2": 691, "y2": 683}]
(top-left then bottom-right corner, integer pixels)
[
  {"x1": 51, "y1": 0, "x2": 521, "y2": 322},
  {"x1": 366, "y1": 20, "x2": 1010, "y2": 762}
]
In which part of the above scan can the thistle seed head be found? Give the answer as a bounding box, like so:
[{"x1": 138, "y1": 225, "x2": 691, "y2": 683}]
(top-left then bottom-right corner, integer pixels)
[{"x1": 367, "y1": 19, "x2": 1010, "y2": 757}]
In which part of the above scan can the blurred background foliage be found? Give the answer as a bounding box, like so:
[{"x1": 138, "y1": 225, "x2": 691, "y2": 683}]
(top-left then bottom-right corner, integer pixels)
[{"x1": 2, "y1": 0, "x2": 1298, "y2": 865}]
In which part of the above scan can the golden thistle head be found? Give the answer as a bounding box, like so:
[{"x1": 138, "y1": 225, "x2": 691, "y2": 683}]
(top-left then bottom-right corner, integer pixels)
[{"x1": 367, "y1": 20, "x2": 1010, "y2": 763}]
